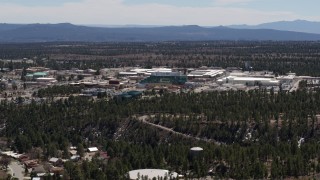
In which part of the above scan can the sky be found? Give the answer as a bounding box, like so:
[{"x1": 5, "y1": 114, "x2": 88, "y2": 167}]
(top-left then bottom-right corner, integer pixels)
[{"x1": 0, "y1": 0, "x2": 319, "y2": 26}]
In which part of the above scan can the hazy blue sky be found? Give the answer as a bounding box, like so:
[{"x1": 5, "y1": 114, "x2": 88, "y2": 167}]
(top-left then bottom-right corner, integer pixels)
[{"x1": 0, "y1": 0, "x2": 319, "y2": 25}]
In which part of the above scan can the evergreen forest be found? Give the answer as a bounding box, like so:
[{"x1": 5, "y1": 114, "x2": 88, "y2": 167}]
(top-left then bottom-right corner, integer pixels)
[{"x1": 2, "y1": 89, "x2": 320, "y2": 179}]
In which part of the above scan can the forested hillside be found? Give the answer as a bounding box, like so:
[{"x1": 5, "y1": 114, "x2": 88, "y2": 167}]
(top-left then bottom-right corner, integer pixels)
[
  {"x1": 2, "y1": 89, "x2": 320, "y2": 179},
  {"x1": 2, "y1": 41, "x2": 320, "y2": 76}
]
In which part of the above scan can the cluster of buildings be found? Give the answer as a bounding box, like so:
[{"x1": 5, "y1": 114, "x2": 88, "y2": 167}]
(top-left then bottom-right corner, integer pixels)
[
  {"x1": 118, "y1": 67, "x2": 224, "y2": 89},
  {"x1": 117, "y1": 67, "x2": 299, "y2": 93},
  {"x1": 1, "y1": 146, "x2": 108, "y2": 179},
  {"x1": 1, "y1": 65, "x2": 319, "y2": 101}
]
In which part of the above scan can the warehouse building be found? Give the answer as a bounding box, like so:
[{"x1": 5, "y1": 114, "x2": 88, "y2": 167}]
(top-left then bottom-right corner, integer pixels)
[
  {"x1": 119, "y1": 68, "x2": 172, "y2": 77},
  {"x1": 36, "y1": 78, "x2": 57, "y2": 84},
  {"x1": 187, "y1": 69, "x2": 225, "y2": 79},
  {"x1": 217, "y1": 76, "x2": 279, "y2": 86}
]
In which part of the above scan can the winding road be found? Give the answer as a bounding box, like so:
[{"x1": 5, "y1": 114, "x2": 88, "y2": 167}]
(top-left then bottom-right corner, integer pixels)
[{"x1": 135, "y1": 115, "x2": 221, "y2": 145}]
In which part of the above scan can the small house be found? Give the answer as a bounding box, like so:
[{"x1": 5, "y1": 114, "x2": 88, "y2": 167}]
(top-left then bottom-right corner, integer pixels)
[
  {"x1": 87, "y1": 147, "x2": 99, "y2": 153},
  {"x1": 49, "y1": 157, "x2": 63, "y2": 166}
]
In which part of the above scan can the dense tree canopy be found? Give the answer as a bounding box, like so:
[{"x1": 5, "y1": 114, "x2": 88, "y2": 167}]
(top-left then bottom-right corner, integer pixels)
[{"x1": 1, "y1": 88, "x2": 320, "y2": 178}]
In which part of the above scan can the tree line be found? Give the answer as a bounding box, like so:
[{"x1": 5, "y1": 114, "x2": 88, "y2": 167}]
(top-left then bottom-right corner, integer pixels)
[{"x1": 1, "y1": 41, "x2": 320, "y2": 76}]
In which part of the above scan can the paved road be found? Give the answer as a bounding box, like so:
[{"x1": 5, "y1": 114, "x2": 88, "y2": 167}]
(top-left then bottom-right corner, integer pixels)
[
  {"x1": 8, "y1": 160, "x2": 25, "y2": 180},
  {"x1": 136, "y1": 115, "x2": 221, "y2": 145},
  {"x1": 290, "y1": 79, "x2": 301, "y2": 92}
]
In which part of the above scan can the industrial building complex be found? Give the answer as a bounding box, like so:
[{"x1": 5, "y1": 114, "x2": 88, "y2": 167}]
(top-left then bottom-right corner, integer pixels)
[
  {"x1": 217, "y1": 76, "x2": 280, "y2": 86},
  {"x1": 0, "y1": 65, "x2": 317, "y2": 103}
]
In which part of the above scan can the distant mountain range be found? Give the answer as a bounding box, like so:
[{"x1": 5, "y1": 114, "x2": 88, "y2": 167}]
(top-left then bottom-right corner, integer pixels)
[
  {"x1": 1, "y1": 20, "x2": 320, "y2": 42},
  {"x1": 228, "y1": 20, "x2": 320, "y2": 34}
]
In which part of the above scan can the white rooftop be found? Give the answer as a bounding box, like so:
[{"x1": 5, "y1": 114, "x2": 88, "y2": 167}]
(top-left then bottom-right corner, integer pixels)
[
  {"x1": 70, "y1": 155, "x2": 80, "y2": 160},
  {"x1": 227, "y1": 76, "x2": 279, "y2": 82},
  {"x1": 190, "y1": 147, "x2": 204, "y2": 151},
  {"x1": 119, "y1": 72, "x2": 138, "y2": 75},
  {"x1": 188, "y1": 69, "x2": 225, "y2": 78},
  {"x1": 128, "y1": 169, "x2": 178, "y2": 180},
  {"x1": 1, "y1": 151, "x2": 23, "y2": 159},
  {"x1": 36, "y1": 77, "x2": 56, "y2": 80},
  {"x1": 49, "y1": 157, "x2": 60, "y2": 163},
  {"x1": 131, "y1": 68, "x2": 172, "y2": 73},
  {"x1": 88, "y1": 147, "x2": 99, "y2": 152}
]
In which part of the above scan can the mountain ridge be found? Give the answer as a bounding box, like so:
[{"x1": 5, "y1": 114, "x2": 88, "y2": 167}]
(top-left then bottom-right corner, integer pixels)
[
  {"x1": 0, "y1": 22, "x2": 320, "y2": 42},
  {"x1": 229, "y1": 20, "x2": 320, "y2": 34}
]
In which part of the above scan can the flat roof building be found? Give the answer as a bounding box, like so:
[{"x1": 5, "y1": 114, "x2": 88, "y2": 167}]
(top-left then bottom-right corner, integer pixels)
[
  {"x1": 88, "y1": 147, "x2": 99, "y2": 152},
  {"x1": 128, "y1": 169, "x2": 179, "y2": 180},
  {"x1": 188, "y1": 69, "x2": 225, "y2": 79},
  {"x1": 119, "y1": 68, "x2": 173, "y2": 77},
  {"x1": 36, "y1": 78, "x2": 57, "y2": 83},
  {"x1": 218, "y1": 76, "x2": 279, "y2": 86}
]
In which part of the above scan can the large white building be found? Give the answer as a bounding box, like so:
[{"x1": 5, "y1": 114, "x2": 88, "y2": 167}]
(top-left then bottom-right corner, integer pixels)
[
  {"x1": 128, "y1": 169, "x2": 179, "y2": 180},
  {"x1": 188, "y1": 69, "x2": 225, "y2": 78},
  {"x1": 217, "y1": 76, "x2": 279, "y2": 86},
  {"x1": 36, "y1": 77, "x2": 57, "y2": 83},
  {"x1": 119, "y1": 68, "x2": 173, "y2": 77}
]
